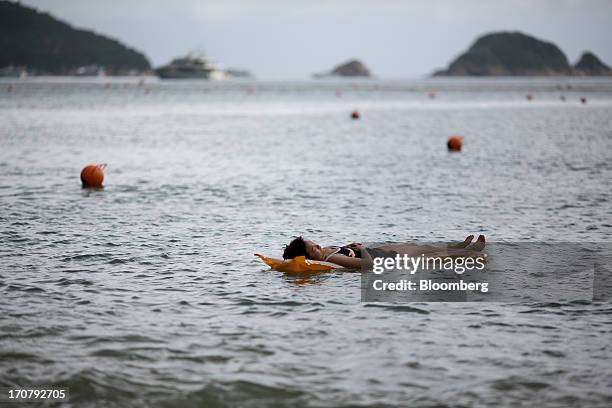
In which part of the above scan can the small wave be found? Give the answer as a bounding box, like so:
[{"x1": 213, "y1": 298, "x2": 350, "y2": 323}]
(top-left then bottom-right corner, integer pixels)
[
  {"x1": 542, "y1": 350, "x2": 565, "y2": 358},
  {"x1": 57, "y1": 278, "x2": 94, "y2": 286},
  {"x1": 363, "y1": 303, "x2": 430, "y2": 314},
  {"x1": 108, "y1": 257, "x2": 136, "y2": 264},
  {"x1": 0, "y1": 351, "x2": 52, "y2": 364},
  {"x1": 90, "y1": 348, "x2": 156, "y2": 362},
  {"x1": 60, "y1": 253, "x2": 112, "y2": 262},
  {"x1": 233, "y1": 299, "x2": 320, "y2": 307},
  {"x1": 6, "y1": 284, "x2": 46, "y2": 293},
  {"x1": 491, "y1": 376, "x2": 551, "y2": 391},
  {"x1": 168, "y1": 354, "x2": 231, "y2": 364},
  {"x1": 65, "y1": 334, "x2": 164, "y2": 345}
]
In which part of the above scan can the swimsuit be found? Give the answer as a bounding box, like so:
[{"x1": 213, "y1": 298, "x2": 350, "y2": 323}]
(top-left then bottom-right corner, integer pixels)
[
  {"x1": 324, "y1": 246, "x2": 398, "y2": 262},
  {"x1": 324, "y1": 246, "x2": 360, "y2": 261}
]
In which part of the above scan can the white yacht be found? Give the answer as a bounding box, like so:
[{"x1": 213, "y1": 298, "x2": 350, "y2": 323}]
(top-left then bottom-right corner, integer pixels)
[{"x1": 155, "y1": 51, "x2": 227, "y2": 80}]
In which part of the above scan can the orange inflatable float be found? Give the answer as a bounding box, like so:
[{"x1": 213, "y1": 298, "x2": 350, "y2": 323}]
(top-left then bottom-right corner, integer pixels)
[
  {"x1": 447, "y1": 136, "x2": 463, "y2": 152},
  {"x1": 80, "y1": 164, "x2": 106, "y2": 187},
  {"x1": 255, "y1": 254, "x2": 342, "y2": 273}
]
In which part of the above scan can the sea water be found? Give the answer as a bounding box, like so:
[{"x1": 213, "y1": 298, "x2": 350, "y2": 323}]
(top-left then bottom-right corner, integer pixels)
[{"x1": 1, "y1": 77, "x2": 612, "y2": 407}]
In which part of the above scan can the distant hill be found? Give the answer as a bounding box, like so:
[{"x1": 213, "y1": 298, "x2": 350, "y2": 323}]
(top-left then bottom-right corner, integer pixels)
[
  {"x1": 573, "y1": 52, "x2": 612, "y2": 76},
  {"x1": 0, "y1": 1, "x2": 151, "y2": 75},
  {"x1": 314, "y1": 59, "x2": 372, "y2": 78},
  {"x1": 434, "y1": 32, "x2": 572, "y2": 76}
]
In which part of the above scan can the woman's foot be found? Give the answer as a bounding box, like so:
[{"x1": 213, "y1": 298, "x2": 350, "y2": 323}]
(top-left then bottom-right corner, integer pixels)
[
  {"x1": 448, "y1": 235, "x2": 474, "y2": 249},
  {"x1": 467, "y1": 235, "x2": 486, "y2": 251}
]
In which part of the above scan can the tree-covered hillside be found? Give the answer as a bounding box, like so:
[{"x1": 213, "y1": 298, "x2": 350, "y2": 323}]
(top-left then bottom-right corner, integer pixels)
[{"x1": 0, "y1": 1, "x2": 151, "y2": 74}]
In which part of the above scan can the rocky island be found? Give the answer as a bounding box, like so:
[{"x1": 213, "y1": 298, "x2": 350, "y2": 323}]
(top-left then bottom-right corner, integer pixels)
[
  {"x1": 0, "y1": 1, "x2": 151, "y2": 75},
  {"x1": 313, "y1": 59, "x2": 372, "y2": 78},
  {"x1": 434, "y1": 32, "x2": 572, "y2": 76},
  {"x1": 573, "y1": 52, "x2": 612, "y2": 76}
]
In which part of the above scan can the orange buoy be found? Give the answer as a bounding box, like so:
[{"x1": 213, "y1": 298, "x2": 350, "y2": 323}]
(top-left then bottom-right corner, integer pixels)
[
  {"x1": 351, "y1": 110, "x2": 360, "y2": 119},
  {"x1": 526, "y1": 94, "x2": 533, "y2": 101},
  {"x1": 80, "y1": 164, "x2": 106, "y2": 188},
  {"x1": 447, "y1": 136, "x2": 463, "y2": 152}
]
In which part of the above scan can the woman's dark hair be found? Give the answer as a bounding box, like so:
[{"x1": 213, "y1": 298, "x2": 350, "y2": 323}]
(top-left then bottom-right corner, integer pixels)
[{"x1": 283, "y1": 236, "x2": 307, "y2": 259}]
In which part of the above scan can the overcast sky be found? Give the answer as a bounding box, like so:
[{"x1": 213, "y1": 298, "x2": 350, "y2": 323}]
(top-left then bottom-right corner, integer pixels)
[{"x1": 20, "y1": 0, "x2": 612, "y2": 79}]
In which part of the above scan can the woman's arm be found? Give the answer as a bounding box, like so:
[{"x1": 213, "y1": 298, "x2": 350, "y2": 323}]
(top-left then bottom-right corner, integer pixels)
[
  {"x1": 325, "y1": 253, "x2": 362, "y2": 269},
  {"x1": 325, "y1": 244, "x2": 371, "y2": 269}
]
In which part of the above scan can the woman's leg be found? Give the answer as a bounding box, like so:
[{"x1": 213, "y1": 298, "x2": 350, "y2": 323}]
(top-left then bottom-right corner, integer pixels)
[{"x1": 377, "y1": 235, "x2": 485, "y2": 256}]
